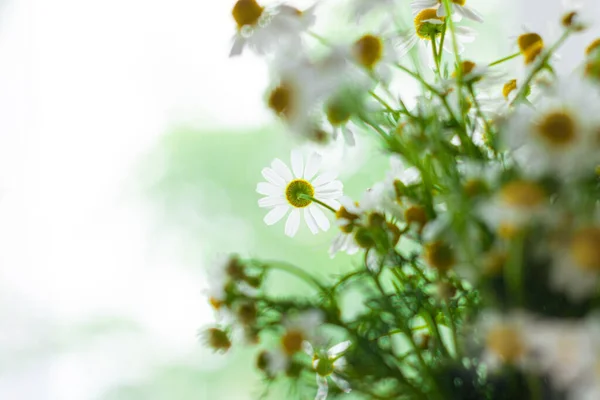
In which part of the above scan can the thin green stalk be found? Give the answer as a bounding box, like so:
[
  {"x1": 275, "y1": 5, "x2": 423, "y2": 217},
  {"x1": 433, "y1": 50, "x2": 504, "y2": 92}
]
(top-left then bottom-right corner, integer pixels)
[
  {"x1": 488, "y1": 52, "x2": 520, "y2": 67},
  {"x1": 299, "y1": 194, "x2": 337, "y2": 213}
]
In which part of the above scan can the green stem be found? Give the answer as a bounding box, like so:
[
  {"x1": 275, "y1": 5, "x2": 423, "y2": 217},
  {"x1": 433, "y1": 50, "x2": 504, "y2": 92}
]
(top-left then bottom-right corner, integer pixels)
[
  {"x1": 369, "y1": 90, "x2": 395, "y2": 114},
  {"x1": 488, "y1": 52, "x2": 520, "y2": 67},
  {"x1": 299, "y1": 194, "x2": 337, "y2": 213}
]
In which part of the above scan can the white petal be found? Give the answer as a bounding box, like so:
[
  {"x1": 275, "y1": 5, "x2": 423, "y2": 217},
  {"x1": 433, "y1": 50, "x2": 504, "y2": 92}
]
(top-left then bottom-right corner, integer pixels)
[
  {"x1": 321, "y1": 199, "x2": 341, "y2": 210},
  {"x1": 330, "y1": 374, "x2": 351, "y2": 393},
  {"x1": 393, "y1": 33, "x2": 418, "y2": 58},
  {"x1": 315, "y1": 180, "x2": 343, "y2": 192},
  {"x1": 436, "y1": 5, "x2": 448, "y2": 17},
  {"x1": 303, "y1": 341, "x2": 314, "y2": 356},
  {"x1": 257, "y1": 182, "x2": 282, "y2": 196},
  {"x1": 316, "y1": 376, "x2": 329, "y2": 400},
  {"x1": 312, "y1": 171, "x2": 338, "y2": 187},
  {"x1": 317, "y1": 191, "x2": 343, "y2": 200},
  {"x1": 271, "y1": 158, "x2": 293, "y2": 181},
  {"x1": 229, "y1": 35, "x2": 245, "y2": 57},
  {"x1": 290, "y1": 149, "x2": 304, "y2": 178},
  {"x1": 458, "y1": 5, "x2": 483, "y2": 23},
  {"x1": 261, "y1": 167, "x2": 286, "y2": 187},
  {"x1": 309, "y1": 205, "x2": 330, "y2": 231},
  {"x1": 264, "y1": 205, "x2": 289, "y2": 225},
  {"x1": 328, "y1": 340, "x2": 351, "y2": 356},
  {"x1": 304, "y1": 208, "x2": 319, "y2": 234},
  {"x1": 304, "y1": 153, "x2": 322, "y2": 180},
  {"x1": 342, "y1": 127, "x2": 355, "y2": 146},
  {"x1": 258, "y1": 196, "x2": 286, "y2": 208},
  {"x1": 285, "y1": 209, "x2": 301, "y2": 237}
]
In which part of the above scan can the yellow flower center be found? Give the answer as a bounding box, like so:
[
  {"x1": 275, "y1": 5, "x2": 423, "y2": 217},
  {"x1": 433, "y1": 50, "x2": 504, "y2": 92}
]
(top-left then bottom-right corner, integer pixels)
[
  {"x1": 209, "y1": 297, "x2": 223, "y2": 310},
  {"x1": 268, "y1": 83, "x2": 293, "y2": 119},
  {"x1": 282, "y1": 330, "x2": 304, "y2": 356},
  {"x1": 232, "y1": 0, "x2": 264, "y2": 29},
  {"x1": 404, "y1": 205, "x2": 428, "y2": 233},
  {"x1": 353, "y1": 35, "x2": 384, "y2": 69},
  {"x1": 536, "y1": 111, "x2": 576, "y2": 147},
  {"x1": 483, "y1": 250, "x2": 507, "y2": 275},
  {"x1": 502, "y1": 79, "x2": 518, "y2": 100},
  {"x1": 586, "y1": 38, "x2": 600, "y2": 56},
  {"x1": 424, "y1": 240, "x2": 455, "y2": 273},
  {"x1": 452, "y1": 60, "x2": 477, "y2": 79},
  {"x1": 205, "y1": 328, "x2": 232, "y2": 352},
  {"x1": 497, "y1": 223, "x2": 522, "y2": 239},
  {"x1": 500, "y1": 181, "x2": 545, "y2": 208},
  {"x1": 463, "y1": 178, "x2": 488, "y2": 198},
  {"x1": 517, "y1": 33, "x2": 544, "y2": 65},
  {"x1": 315, "y1": 357, "x2": 335, "y2": 377},
  {"x1": 336, "y1": 206, "x2": 360, "y2": 233},
  {"x1": 414, "y1": 9, "x2": 445, "y2": 40},
  {"x1": 486, "y1": 325, "x2": 524, "y2": 364},
  {"x1": 326, "y1": 100, "x2": 351, "y2": 126},
  {"x1": 285, "y1": 179, "x2": 315, "y2": 208},
  {"x1": 570, "y1": 227, "x2": 600, "y2": 272}
]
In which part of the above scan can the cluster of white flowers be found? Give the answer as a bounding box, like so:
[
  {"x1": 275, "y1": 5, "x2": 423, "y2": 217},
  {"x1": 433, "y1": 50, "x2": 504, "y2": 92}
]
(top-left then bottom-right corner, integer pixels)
[{"x1": 202, "y1": 1, "x2": 600, "y2": 399}]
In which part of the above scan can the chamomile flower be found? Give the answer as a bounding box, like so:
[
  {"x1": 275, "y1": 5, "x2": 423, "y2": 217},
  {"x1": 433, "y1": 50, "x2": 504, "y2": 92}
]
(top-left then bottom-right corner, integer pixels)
[
  {"x1": 267, "y1": 49, "x2": 353, "y2": 142},
  {"x1": 329, "y1": 197, "x2": 362, "y2": 257},
  {"x1": 503, "y1": 77, "x2": 600, "y2": 181},
  {"x1": 549, "y1": 225, "x2": 600, "y2": 302},
  {"x1": 257, "y1": 150, "x2": 343, "y2": 237},
  {"x1": 266, "y1": 310, "x2": 325, "y2": 374},
  {"x1": 477, "y1": 311, "x2": 535, "y2": 371},
  {"x1": 396, "y1": 8, "x2": 476, "y2": 58},
  {"x1": 305, "y1": 340, "x2": 352, "y2": 400},
  {"x1": 411, "y1": 0, "x2": 483, "y2": 23},
  {"x1": 479, "y1": 179, "x2": 548, "y2": 238},
  {"x1": 350, "y1": 31, "x2": 399, "y2": 83},
  {"x1": 230, "y1": 0, "x2": 316, "y2": 57}
]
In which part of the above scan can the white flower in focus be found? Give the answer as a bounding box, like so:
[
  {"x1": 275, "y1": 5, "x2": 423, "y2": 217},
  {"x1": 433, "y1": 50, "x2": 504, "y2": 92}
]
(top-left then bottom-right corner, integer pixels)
[
  {"x1": 504, "y1": 77, "x2": 600, "y2": 181},
  {"x1": 396, "y1": 8, "x2": 476, "y2": 59},
  {"x1": 305, "y1": 340, "x2": 352, "y2": 400},
  {"x1": 411, "y1": 0, "x2": 484, "y2": 23},
  {"x1": 257, "y1": 150, "x2": 343, "y2": 237},
  {"x1": 230, "y1": 0, "x2": 316, "y2": 57},
  {"x1": 549, "y1": 225, "x2": 600, "y2": 302}
]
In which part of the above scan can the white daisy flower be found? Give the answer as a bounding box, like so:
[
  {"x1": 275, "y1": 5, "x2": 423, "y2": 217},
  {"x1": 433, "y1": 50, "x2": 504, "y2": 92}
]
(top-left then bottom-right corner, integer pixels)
[
  {"x1": 266, "y1": 310, "x2": 325, "y2": 374},
  {"x1": 549, "y1": 224, "x2": 600, "y2": 302},
  {"x1": 257, "y1": 150, "x2": 343, "y2": 237},
  {"x1": 527, "y1": 317, "x2": 600, "y2": 391},
  {"x1": 349, "y1": 29, "x2": 400, "y2": 83},
  {"x1": 503, "y1": 77, "x2": 600, "y2": 181},
  {"x1": 476, "y1": 311, "x2": 537, "y2": 371},
  {"x1": 305, "y1": 340, "x2": 352, "y2": 400},
  {"x1": 479, "y1": 179, "x2": 548, "y2": 239},
  {"x1": 267, "y1": 49, "x2": 354, "y2": 142},
  {"x1": 411, "y1": 0, "x2": 483, "y2": 23},
  {"x1": 329, "y1": 197, "x2": 363, "y2": 258},
  {"x1": 396, "y1": 8, "x2": 476, "y2": 59},
  {"x1": 230, "y1": 0, "x2": 316, "y2": 57}
]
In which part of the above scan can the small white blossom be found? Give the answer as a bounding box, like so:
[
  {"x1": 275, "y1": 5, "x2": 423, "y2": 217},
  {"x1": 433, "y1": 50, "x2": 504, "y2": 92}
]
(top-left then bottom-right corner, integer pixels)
[{"x1": 257, "y1": 150, "x2": 343, "y2": 237}]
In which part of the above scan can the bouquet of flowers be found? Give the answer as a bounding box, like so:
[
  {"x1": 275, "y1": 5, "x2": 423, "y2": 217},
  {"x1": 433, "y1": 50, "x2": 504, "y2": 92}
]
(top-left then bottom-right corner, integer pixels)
[{"x1": 203, "y1": 0, "x2": 600, "y2": 398}]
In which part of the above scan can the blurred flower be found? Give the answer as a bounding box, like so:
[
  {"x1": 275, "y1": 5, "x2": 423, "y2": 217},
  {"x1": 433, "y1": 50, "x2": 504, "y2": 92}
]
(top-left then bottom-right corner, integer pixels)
[
  {"x1": 230, "y1": 0, "x2": 316, "y2": 57},
  {"x1": 549, "y1": 225, "x2": 600, "y2": 302},
  {"x1": 397, "y1": 8, "x2": 476, "y2": 58},
  {"x1": 504, "y1": 77, "x2": 600, "y2": 181},
  {"x1": 305, "y1": 340, "x2": 352, "y2": 400},
  {"x1": 411, "y1": 0, "x2": 483, "y2": 23},
  {"x1": 257, "y1": 150, "x2": 343, "y2": 237}
]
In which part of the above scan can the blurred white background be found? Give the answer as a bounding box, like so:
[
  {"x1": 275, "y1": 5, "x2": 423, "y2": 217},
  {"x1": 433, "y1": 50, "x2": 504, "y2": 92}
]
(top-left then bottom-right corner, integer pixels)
[{"x1": 0, "y1": 0, "x2": 598, "y2": 399}]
